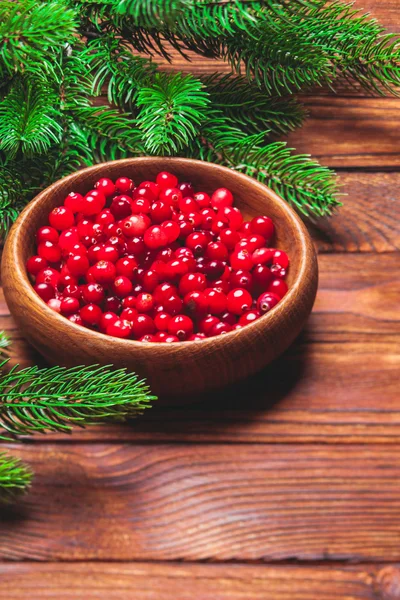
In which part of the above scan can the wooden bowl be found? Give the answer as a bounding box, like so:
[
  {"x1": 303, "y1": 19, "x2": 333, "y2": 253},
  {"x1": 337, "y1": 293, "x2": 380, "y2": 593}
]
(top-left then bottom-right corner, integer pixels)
[{"x1": 2, "y1": 158, "x2": 318, "y2": 398}]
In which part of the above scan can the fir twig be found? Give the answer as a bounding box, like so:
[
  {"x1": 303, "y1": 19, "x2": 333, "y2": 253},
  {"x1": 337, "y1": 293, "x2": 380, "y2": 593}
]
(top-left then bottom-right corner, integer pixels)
[{"x1": 0, "y1": 452, "x2": 32, "y2": 502}]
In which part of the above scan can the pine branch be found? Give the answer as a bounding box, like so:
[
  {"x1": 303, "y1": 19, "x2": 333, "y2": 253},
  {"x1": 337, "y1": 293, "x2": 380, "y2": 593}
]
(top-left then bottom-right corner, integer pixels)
[
  {"x1": 202, "y1": 73, "x2": 306, "y2": 136},
  {"x1": 0, "y1": 0, "x2": 77, "y2": 76},
  {"x1": 0, "y1": 452, "x2": 32, "y2": 502},
  {"x1": 116, "y1": 0, "x2": 194, "y2": 27},
  {"x1": 136, "y1": 72, "x2": 210, "y2": 154},
  {"x1": 0, "y1": 77, "x2": 63, "y2": 159},
  {"x1": 0, "y1": 363, "x2": 155, "y2": 440}
]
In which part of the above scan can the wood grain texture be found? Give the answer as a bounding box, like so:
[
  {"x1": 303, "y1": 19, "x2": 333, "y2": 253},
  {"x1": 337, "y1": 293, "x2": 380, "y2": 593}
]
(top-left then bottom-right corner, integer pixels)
[
  {"x1": 1, "y1": 253, "x2": 398, "y2": 444},
  {"x1": 2, "y1": 157, "x2": 317, "y2": 398},
  {"x1": 2, "y1": 443, "x2": 400, "y2": 561},
  {"x1": 2, "y1": 562, "x2": 399, "y2": 600}
]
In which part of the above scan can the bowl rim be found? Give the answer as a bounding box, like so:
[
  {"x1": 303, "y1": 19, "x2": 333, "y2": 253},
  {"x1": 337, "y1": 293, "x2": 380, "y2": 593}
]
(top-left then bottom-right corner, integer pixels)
[{"x1": 5, "y1": 157, "x2": 315, "y2": 351}]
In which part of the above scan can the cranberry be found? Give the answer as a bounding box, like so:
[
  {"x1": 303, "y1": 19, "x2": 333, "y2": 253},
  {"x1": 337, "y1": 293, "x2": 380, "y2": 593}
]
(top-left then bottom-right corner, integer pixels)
[
  {"x1": 210, "y1": 321, "x2": 232, "y2": 336},
  {"x1": 250, "y1": 216, "x2": 275, "y2": 242},
  {"x1": 272, "y1": 249, "x2": 289, "y2": 269},
  {"x1": 115, "y1": 176, "x2": 133, "y2": 193},
  {"x1": 205, "y1": 260, "x2": 225, "y2": 280},
  {"x1": 113, "y1": 275, "x2": 133, "y2": 298},
  {"x1": 47, "y1": 298, "x2": 62, "y2": 313},
  {"x1": 95, "y1": 177, "x2": 115, "y2": 197},
  {"x1": 159, "y1": 187, "x2": 182, "y2": 208},
  {"x1": 188, "y1": 333, "x2": 207, "y2": 341},
  {"x1": 132, "y1": 186, "x2": 157, "y2": 203},
  {"x1": 91, "y1": 260, "x2": 116, "y2": 284},
  {"x1": 183, "y1": 291, "x2": 208, "y2": 319},
  {"x1": 220, "y1": 311, "x2": 237, "y2": 326},
  {"x1": 179, "y1": 272, "x2": 206, "y2": 296},
  {"x1": 168, "y1": 315, "x2": 194, "y2": 340},
  {"x1": 206, "y1": 241, "x2": 228, "y2": 261},
  {"x1": 227, "y1": 288, "x2": 252, "y2": 315},
  {"x1": 239, "y1": 310, "x2": 261, "y2": 325},
  {"x1": 120, "y1": 307, "x2": 138, "y2": 322},
  {"x1": 211, "y1": 187, "x2": 233, "y2": 209},
  {"x1": 80, "y1": 303, "x2": 102, "y2": 326},
  {"x1": 60, "y1": 297, "x2": 80, "y2": 315},
  {"x1": 131, "y1": 314, "x2": 155, "y2": 339},
  {"x1": 115, "y1": 256, "x2": 138, "y2": 279},
  {"x1": 257, "y1": 292, "x2": 281, "y2": 314},
  {"x1": 106, "y1": 319, "x2": 132, "y2": 338},
  {"x1": 142, "y1": 269, "x2": 160, "y2": 292},
  {"x1": 110, "y1": 195, "x2": 132, "y2": 219},
  {"x1": 36, "y1": 267, "x2": 60, "y2": 288},
  {"x1": 267, "y1": 279, "x2": 288, "y2": 299},
  {"x1": 63, "y1": 284, "x2": 80, "y2": 299},
  {"x1": 126, "y1": 236, "x2": 145, "y2": 256},
  {"x1": 156, "y1": 171, "x2": 178, "y2": 190},
  {"x1": 252, "y1": 265, "x2": 273, "y2": 291},
  {"x1": 154, "y1": 311, "x2": 171, "y2": 331},
  {"x1": 77, "y1": 219, "x2": 95, "y2": 239},
  {"x1": 97, "y1": 244, "x2": 120, "y2": 263},
  {"x1": 138, "y1": 180, "x2": 160, "y2": 199},
  {"x1": 252, "y1": 247, "x2": 274, "y2": 265},
  {"x1": 150, "y1": 200, "x2": 172, "y2": 223},
  {"x1": 240, "y1": 222, "x2": 252, "y2": 235},
  {"x1": 49, "y1": 206, "x2": 75, "y2": 230},
  {"x1": 175, "y1": 247, "x2": 194, "y2": 259},
  {"x1": 165, "y1": 259, "x2": 189, "y2": 281},
  {"x1": 82, "y1": 283, "x2": 104, "y2": 304},
  {"x1": 100, "y1": 311, "x2": 119, "y2": 333},
  {"x1": 68, "y1": 313, "x2": 83, "y2": 326},
  {"x1": 136, "y1": 292, "x2": 154, "y2": 313},
  {"x1": 200, "y1": 208, "x2": 216, "y2": 230},
  {"x1": 64, "y1": 192, "x2": 84, "y2": 213},
  {"x1": 81, "y1": 190, "x2": 106, "y2": 216},
  {"x1": 230, "y1": 249, "x2": 253, "y2": 271},
  {"x1": 144, "y1": 225, "x2": 169, "y2": 249},
  {"x1": 186, "y1": 231, "x2": 208, "y2": 256},
  {"x1": 204, "y1": 288, "x2": 227, "y2": 315},
  {"x1": 35, "y1": 283, "x2": 55, "y2": 302},
  {"x1": 160, "y1": 334, "x2": 179, "y2": 343},
  {"x1": 104, "y1": 223, "x2": 122, "y2": 238},
  {"x1": 194, "y1": 191, "x2": 210, "y2": 208},
  {"x1": 161, "y1": 220, "x2": 180, "y2": 243},
  {"x1": 211, "y1": 218, "x2": 228, "y2": 236},
  {"x1": 26, "y1": 255, "x2": 48, "y2": 276},
  {"x1": 179, "y1": 197, "x2": 198, "y2": 214},
  {"x1": 220, "y1": 228, "x2": 240, "y2": 249},
  {"x1": 121, "y1": 296, "x2": 137, "y2": 309},
  {"x1": 219, "y1": 206, "x2": 242, "y2": 230},
  {"x1": 178, "y1": 220, "x2": 194, "y2": 238},
  {"x1": 88, "y1": 243, "x2": 103, "y2": 264},
  {"x1": 139, "y1": 334, "x2": 156, "y2": 342},
  {"x1": 230, "y1": 269, "x2": 252, "y2": 291},
  {"x1": 131, "y1": 196, "x2": 151, "y2": 214},
  {"x1": 95, "y1": 209, "x2": 115, "y2": 227},
  {"x1": 66, "y1": 254, "x2": 90, "y2": 277},
  {"x1": 211, "y1": 279, "x2": 230, "y2": 295},
  {"x1": 162, "y1": 293, "x2": 183, "y2": 316},
  {"x1": 37, "y1": 226, "x2": 59, "y2": 244},
  {"x1": 199, "y1": 315, "x2": 220, "y2": 335},
  {"x1": 104, "y1": 295, "x2": 121, "y2": 313},
  {"x1": 178, "y1": 181, "x2": 194, "y2": 197}
]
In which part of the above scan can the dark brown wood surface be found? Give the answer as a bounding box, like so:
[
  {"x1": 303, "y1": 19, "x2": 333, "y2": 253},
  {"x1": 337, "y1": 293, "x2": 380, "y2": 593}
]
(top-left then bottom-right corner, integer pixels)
[{"x1": 1, "y1": 2, "x2": 400, "y2": 598}]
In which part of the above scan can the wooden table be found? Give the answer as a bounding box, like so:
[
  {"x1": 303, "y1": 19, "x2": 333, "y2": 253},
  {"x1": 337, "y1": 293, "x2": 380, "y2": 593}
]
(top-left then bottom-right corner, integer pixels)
[{"x1": 1, "y1": 3, "x2": 400, "y2": 598}]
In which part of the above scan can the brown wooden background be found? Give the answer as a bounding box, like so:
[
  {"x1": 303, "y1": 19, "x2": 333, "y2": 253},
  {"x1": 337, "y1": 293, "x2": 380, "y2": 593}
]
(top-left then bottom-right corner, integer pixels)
[{"x1": 1, "y1": 1, "x2": 400, "y2": 598}]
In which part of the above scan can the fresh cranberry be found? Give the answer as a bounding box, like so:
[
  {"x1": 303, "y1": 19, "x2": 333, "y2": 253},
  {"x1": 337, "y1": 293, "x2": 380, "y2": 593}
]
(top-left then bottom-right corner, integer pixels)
[
  {"x1": 104, "y1": 222, "x2": 122, "y2": 238},
  {"x1": 205, "y1": 260, "x2": 225, "y2": 280},
  {"x1": 113, "y1": 275, "x2": 133, "y2": 298},
  {"x1": 26, "y1": 255, "x2": 48, "y2": 276},
  {"x1": 106, "y1": 319, "x2": 132, "y2": 338},
  {"x1": 150, "y1": 200, "x2": 172, "y2": 223},
  {"x1": 136, "y1": 292, "x2": 154, "y2": 313},
  {"x1": 37, "y1": 226, "x2": 59, "y2": 244},
  {"x1": 115, "y1": 256, "x2": 138, "y2": 279},
  {"x1": 188, "y1": 333, "x2": 207, "y2": 341},
  {"x1": 77, "y1": 219, "x2": 95, "y2": 239},
  {"x1": 49, "y1": 206, "x2": 75, "y2": 230},
  {"x1": 206, "y1": 241, "x2": 228, "y2": 261},
  {"x1": 219, "y1": 206, "x2": 242, "y2": 230},
  {"x1": 272, "y1": 249, "x2": 289, "y2": 269},
  {"x1": 267, "y1": 279, "x2": 288, "y2": 299},
  {"x1": 95, "y1": 210, "x2": 115, "y2": 226},
  {"x1": 239, "y1": 310, "x2": 261, "y2": 325},
  {"x1": 66, "y1": 254, "x2": 90, "y2": 277},
  {"x1": 186, "y1": 231, "x2": 208, "y2": 256},
  {"x1": 179, "y1": 272, "x2": 206, "y2": 296},
  {"x1": 144, "y1": 225, "x2": 169, "y2": 249},
  {"x1": 110, "y1": 195, "x2": 132, "y2": 219},
  {"x1": 199, "y1": 315, "x2": 220, "y2": 335},
  {"x1": 175, "y1": 247, "x2": 194, "y2": 259},
  {"x1": 132, "y1": 186, "x2": 157, "y2": 204},
  {"x1": 156, "y1": 171, "x2": 178, "y2": 190},
  {"x1": 80, "y1": 303, "x2": 102, "y2": 326},
  {"x1": 87, "y1": 243, "x2": 103, "y2": 264},
  {"x1": 252, "y1": 247, "x2": 274, "y2": 265},
  {"x1": 138, "y1": 180, "x2": 160, "y2": 199},
  {"x1": 131, "y1": 196, "x2": 151, "y2": 214},
  {"x1": 161, "y1": 220, "x2": 180, "y2": 243},
  {"x1": 230, "y1": 249, "x2": 253, "y2": 271},
  {"x1": 120, "y1": 307, "x2": 138, "y2": 322},
  {"x1": 230, "y1": 269, "x2": 252, "y2": 291},
  {"x1": 210, "y1": 321, "x2": 232, "y2": 336},
  {"x1": 60, "y1": 297, "x2": 80, "y2": 315},
  {"x1": 179, "y1": 197, "x2": 198, "y2": 214},
  {"x1": 115, "y1": 176, "x2": 133, "y2": 193},
  {"x1": 47, "y1": 298, "x2": 62, "y2": 313},
  {"x1": 211, "y1": 187, "x2": 233, "y2": 209},
  {"x1": 63, "y1": 284, "x2": 80, "y2": 299},
  {"x1": 194, "y1": 191, "x2": 210, "y2": 208},
  {"x1": 64, "y1": 192, "x2": 84, "y2": 213},
  {"x1": 139, "y1": 334, "x2": 156, "y2": 342},
  {"x1": 121, "y1": 296, "x2": 137, "y2": 309},
  {"x1": 68, "y1": 313, "x2": 83, "y2": 326},
  {"x1": 94, "y1": 177, "x2": 115, "y2": 197},
  {"x1": 36, "y1": 267, "x2": 61, "y2": 288},
  {"x1": 162, "y1": 293, "x2": 183, "y2": 316},
  {"x1": 250, "y1": 216, "x2": 275, "y2": 241},
  {"x1": 211, "y1": 279, "x2": 230, "y2": 295},
  {"x1": 154, "y1": 311, "x2": 171, "y2": 332},
  {"x1": 82, "y1": 283, "x2": 104, "y2": 304},
  {"x1": 104, "y1": 295, "x2": 121, "y2": 313},
  {"x1": 126, "y1": 236, "x2": 145, "y2": 256},
  {"x1": 227, "y1": 288, "x2": 252, "y2": 315},
  {"x1": 183, "y1": 291, "x2": 208, "y2": 319},
  {"x1": 200, "y1": 208, "x2": 216, "y2": 230},
  {"x1": 256, "y1": 291, "x2": 280, "y2": 314},
  {"x1": 159, "y1": 187, "x2": 182, "y2": 208},
  {"x1": 35, "y1": 283, "x2": 55, "y2": 302},
  {"x1": 81, "y1": 190, "x2": 106, "y2": 216},
  {"x1": 165, "y1": 259, "x2": 189, "y2": 281},
  {"x1": 59, "y1": 228, "x2": 80, "y2": 251},
  {"x1": 220, "y1": 311, "x2": 237, "y2": 326},
  {"x1": 204, "y1": 288, "x2": 227, "y2": 315},
  {"x1": 142, "y1": 269, "x2": 160, "y2": 292},
  {"x1": 131, "y1": 314, "x2": 155, "y2": 339},
  {"x1": 168, "y1": 314, "x2": 194, "y2": 340},
  {"x1": 211, "y1": 217, "x2": 228, "y2": 236},
  {"x1": 178, "y1": 181, "x2": 194, "y2": 198},
  {"x1": 253, "y1": 265, "x2": 273, "y2": 291},
  {"x1": 91, "y1": 260, "x2": 116, "y2": 284},
  {"x1": 99, "y1": 311, "x2": 119, "y2": 333},
  {"x1": 97, "y1": 244, "x2": 120, "y2": 263},
  {"x1": 220, "y1": 228, "x2": 240, "y2": 249},
  {"x1": 178, "y1": 220, "x2": 194, "y2": 238}
]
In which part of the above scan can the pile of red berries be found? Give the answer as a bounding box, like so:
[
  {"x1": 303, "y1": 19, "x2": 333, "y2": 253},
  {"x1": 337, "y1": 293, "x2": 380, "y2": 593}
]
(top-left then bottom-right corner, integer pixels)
[{"x1": 27, "y1": 172, "x2": 289, "y2": 342}]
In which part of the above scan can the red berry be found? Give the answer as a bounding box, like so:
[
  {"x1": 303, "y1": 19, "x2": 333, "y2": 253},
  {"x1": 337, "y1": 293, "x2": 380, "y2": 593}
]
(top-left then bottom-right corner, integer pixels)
[
  {"x1": 68, "y1": 313, "x2": 83, "y2": 326},
  {"x1": 106, "y1": 319, "x2": 132, "y2": 338},
  {"x1": 267, "y1": 279, "x2": 288, "y2": 299},
  {"x1": 142, "y1": 269, "x2": 160, "y2": 292},
  {"x1": 179, "y1": 272, "x2": 207, "y2": 296},
  {"x1": 227, "y1": 288, "x2": 252, "y2": 315},
  {"x1": 91, "y1": 260, "x2": 116, "y2": 284},
  {"x1": 34, "y1": 283, "x2": 55, "y2": 302},
  {"x1": 154, "y1": 311, "x2": 171, "y2": 332},
  {"x1": 87, "y1": 243, "x2": 103, "y2": 264},
  {"x1": 252, "y1": 247, "x2": 274, "y2": 265},
  {"x1": 110, "y1": 195, "x2": 132, "y2": 219},
  {"x1": 168, "y1": 314, "x2": 194, "y2": 340},
  {"x1": 210, "y1": 321, "x2": 232, "y2": 336},
  {"x1": 104, "y1": 295, "x2": 121, "y2": 313},
  {"x1": 82, "y1": 283, "x2": 104, "y2": 304},
  {"x1": 220, "y1": 228, "x2": 240, "y2": 249},
  {"x1": 120, "y1": 307, "x2": 138, "y2": 322},
  {"x1": 136, "y1": 292, "x2": 154, "y2": 313},
  {"x1": 200, "y1": 207, "x2": 216, "y2": 230},
  {"x1": 186, "y1": 231, "x2": 208, "y2": 256},
  {"x1": 178, "y1": 182, "x2": 194, "y2": 198},
  {"x1": 80, "y1": 303, "x2": 102, "y2": 326},
  {"x1": 144, "y1": 225, "x2": 169, "y2": 249},
  {"x1": 211, "y1": 187, "x2": 233, "y2": 209},
  {"x1": 81, "y1": 190, "x2": 106, "y2": 216},
  {"x1": 150, "y1": 200, "x2": 172, "y2": 223},
  {"x1": 64, "y1": 192, "x2": 84, "y2": 213},
  {"x1": 194, "y1": 191, "x2": 210, "y2": 208},
  {"x1": 131, "y1": 196, "x2": 151, "y2": 214},
  {"x1": 37, "y1": 226, "x2": 59, "y2": 244},
  {"x1": 204, "y1": 288, "x2": 227, "y2": 315},
  {"x1": 250, "y1": 216, "x2": 275, "y2": 242},
  {"x1": 165, "y1": 259, "x2": 189, "y2": 281},
  {"x1": 161, "y1": 220, "x2": 180, "y2": 243},
  {"x1": 211, "y1": 279, "x2": 230, "y2": 295},
  {"x1": 183, "y1": 291, "x2": 208, "y2": 319},
  {"x1": 179, "y1": 196, "x2": 198, "y2": 214},
  {"x1": 49, "y1": 206, "x2": 75, "y2": 230},
  {"x1": 211, "y1": 218, "x2": 229, "y2": 236},
  {"x1": 99, "y1": 311, "x2": 119, "y2": 333},
  {"x1": 138, "y1": 180, "x2": 159, "y2": 199},
  {"x1": 140, "y1": 334, "x2": 157, "y2": 343},
  {"x1": 59, "y1": 228, "x2": 80, "y2": 250},
  {"x1": 123, "y1": 214, "x2": 151, "y2": 238},
  {"x1": 115, "y1": 176, "x2": 133, "y2": 193},
  {"x1": 47, "y1": 298, "x2": 62, "y2": 313},
  {"x1": 104, "y1": 222, "x2": 122, "y2": 238},
  {"x1": 188, "y1": 333, "x2": 207, "y2": 341},
  {"x1": 132, "y1": 186, "x2": 157, "y2": 204},
  {"x1": 36, "y1": 267, "x2": 61, "y2": 288},
  {"x1": 60, "y1": 297, "x2": 80, "y2": 315},
  {"x1": 230, "y1": 269, "x2": 252, "y2": 291},
  {"x1": 178, "y1": 220, "x2": 194, "y2": 238},
  {"x1": 218, "y1": 206, "x2": 242, "y2": 230},
  {"x1": 131, "y1": 314, "x2": 155, "y2": 339},
  {"x1": 113, "y1": 275, "x2": 133, "y2": 298},
  {"x1": 156, "y1": 171, "x2": 178, "y2": 190},
  {"x1": 26, "y1": 255, "x2": 48, "y2": 276},
  {"x1": 199, "y1": 315, "x2": 220, "y2": 335},
  {"x1": 153, "y1": 282, "x2": 177, "y2": 304},
  {"x1": 65, "y1": 242, "x2": 88, "y2": 258},
  {"x1": 160, "y1": 334, "x2": 179, "y2": 343},
  {"x1": 66, "y1": 254, "x2": 90, "y2": 277},
  {"x1": 257, "y1": 292, "x2": 281, "y2": 313},
  {"x1": 252, "y1": 265, "x2": 273, "y2": 291},
  {"x1": 63, "y1": 284, "x2": 80, "y2": 299},
  {"x1": 206, "y1": 241, "x2": 228, "y2": 261},
  {"x1": 272, "y1": 249, "x2": 289, "y2": 269},
  {"x1": 121, "y1": 296, "x2": 137, "y2": 309},
  {"x1": 115, "y1": 256, "x2": 138, "y2": 279},
  {"x1": 97, "y1": 244, "x2": 120, "y2": 263},
  {"x1": 159, "y1": 187, "x2": 182, "y2": 208},
  {"x1": 95, "y1": 209, "x2": 115, "y2": 227},
  {"x1": 162, "y1": 293, "x2": 183, "y2": 316},
  {"x1": 77, "y1": 219, "x2": 95, "y2": 239},
  {"x1": 230, "y1": 249, "x2": 253, "y2": 271},
  {"x1": 126, "y1": 236, "x2": 145, "y2": 256},
  {"x1": 94, "y1": 177, "x2": 115, "y2": 197},
  {"x1": 239, "y1": 310, "x2": 261, "y2": 325},
  {"x1": 205, "y1": 260, "x2": 225, "y2": 281}
]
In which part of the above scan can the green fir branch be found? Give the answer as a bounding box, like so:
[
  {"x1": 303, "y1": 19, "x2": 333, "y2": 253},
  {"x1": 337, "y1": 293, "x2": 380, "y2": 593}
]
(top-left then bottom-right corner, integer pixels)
[
  {"x1": 0, "y1": 452, "x2": 32, "y2": 502},
  {"x1": 0, "y1": 363, "x2": 155, "y2": 440}
]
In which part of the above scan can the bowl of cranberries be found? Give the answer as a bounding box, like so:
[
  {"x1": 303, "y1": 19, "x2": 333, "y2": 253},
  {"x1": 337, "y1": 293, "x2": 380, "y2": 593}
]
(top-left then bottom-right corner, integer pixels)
[{"x1": 2, "y1": 158, "x2": 317, "y2": 398}]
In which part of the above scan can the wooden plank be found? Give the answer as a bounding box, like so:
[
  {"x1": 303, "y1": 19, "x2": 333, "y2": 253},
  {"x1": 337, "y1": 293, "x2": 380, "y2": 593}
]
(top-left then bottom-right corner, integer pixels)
[
  {"x1": 1, "y1": 562, "x2": 398, "y2": 600},
  {"x1": 0, "y1": 253, "x2": 399, "y2": 443},
  {"x1": 2, "y1": 443, "x2": 400, "y2": 561}
]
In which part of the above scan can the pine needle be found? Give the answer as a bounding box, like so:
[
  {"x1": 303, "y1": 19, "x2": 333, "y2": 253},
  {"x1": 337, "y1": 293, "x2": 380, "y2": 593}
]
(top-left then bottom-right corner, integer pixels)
[{"x1": 0, "y1": 452, "x2": 32, "y2": 502}]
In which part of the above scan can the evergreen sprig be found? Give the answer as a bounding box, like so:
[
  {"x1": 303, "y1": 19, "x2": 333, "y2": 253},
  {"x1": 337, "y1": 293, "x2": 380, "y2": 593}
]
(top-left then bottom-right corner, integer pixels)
[{"x1": 0, "y1": 452, "x2": 32, "y2": 502}]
